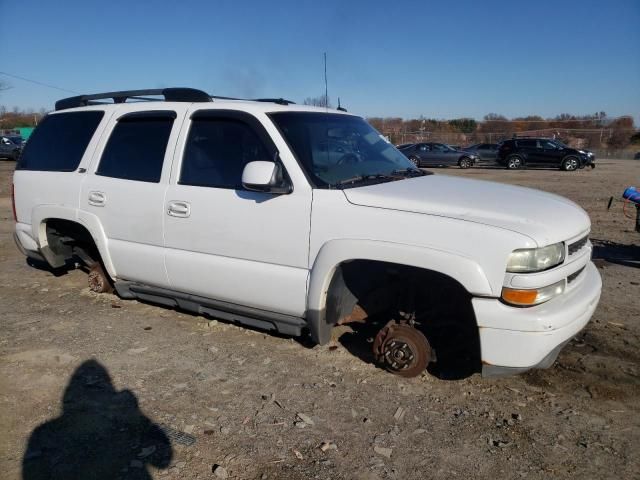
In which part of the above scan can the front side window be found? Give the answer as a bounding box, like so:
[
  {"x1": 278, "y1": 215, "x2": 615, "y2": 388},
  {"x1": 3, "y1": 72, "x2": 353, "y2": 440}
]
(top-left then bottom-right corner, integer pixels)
[
  {"x1": 180, "y1": 118, "x2": 271, "y2": 189},
  {"x1": 269, "y1": 112, "x2": 421, "y2": 188},
  {"x1": 17, "y1": 111, "x2": 104, "y2": 171},
  {"x1": 97, "y1": 113, "x2": 174, "y2": 183}
]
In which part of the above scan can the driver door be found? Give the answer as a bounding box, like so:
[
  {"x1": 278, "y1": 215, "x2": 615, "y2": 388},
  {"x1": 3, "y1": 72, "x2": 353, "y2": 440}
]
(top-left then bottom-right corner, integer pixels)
[{"x1": 163, "y1": 109, "x2": 312, "y2": 317}]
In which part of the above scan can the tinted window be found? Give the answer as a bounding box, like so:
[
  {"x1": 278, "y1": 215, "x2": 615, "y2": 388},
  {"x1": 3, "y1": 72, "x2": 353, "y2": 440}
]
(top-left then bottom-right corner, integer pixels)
[
  {"x1": 17, "y1": 111, "x2": 104, "y2": 171},
  {"x1": 180, "y1": 118, "x2": 270, "y2": 189},
  {"x1": 518, "y1": 139, "x2": 537, "y2": 148},
  {"x1": 97, "y1": 114, "x2": 174, "y2": 183}
]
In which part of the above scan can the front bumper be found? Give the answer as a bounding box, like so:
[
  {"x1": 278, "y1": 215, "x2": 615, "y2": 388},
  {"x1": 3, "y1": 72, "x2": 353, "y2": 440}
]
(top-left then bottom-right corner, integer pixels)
[{"x1": 474, "y1": 261, "x2": 601, "y2": 376}]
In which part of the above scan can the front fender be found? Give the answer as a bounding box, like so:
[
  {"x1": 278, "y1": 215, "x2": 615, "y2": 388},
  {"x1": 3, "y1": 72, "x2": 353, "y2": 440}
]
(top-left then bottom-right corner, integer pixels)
[{"x1": 306, "y1": 239, "x2": 492, "y2": 344}]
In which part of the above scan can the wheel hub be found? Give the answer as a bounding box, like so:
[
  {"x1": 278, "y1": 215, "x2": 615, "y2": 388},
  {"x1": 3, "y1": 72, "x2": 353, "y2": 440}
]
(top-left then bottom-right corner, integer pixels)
[{"x1": 373, "y1": 321, "x2": 432, "y2": 377}]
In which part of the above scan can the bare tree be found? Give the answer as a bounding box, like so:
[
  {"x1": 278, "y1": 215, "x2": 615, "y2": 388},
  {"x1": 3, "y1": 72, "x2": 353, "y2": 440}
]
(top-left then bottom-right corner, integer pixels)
[{"x1": 303, "y1": 94, "x2": 332, "y2": 108}]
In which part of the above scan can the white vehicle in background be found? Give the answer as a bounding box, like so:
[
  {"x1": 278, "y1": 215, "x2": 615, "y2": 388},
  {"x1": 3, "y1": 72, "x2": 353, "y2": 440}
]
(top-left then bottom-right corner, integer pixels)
[{"x1": 12, "y1": 88, "x2": 601, "y2": 378}]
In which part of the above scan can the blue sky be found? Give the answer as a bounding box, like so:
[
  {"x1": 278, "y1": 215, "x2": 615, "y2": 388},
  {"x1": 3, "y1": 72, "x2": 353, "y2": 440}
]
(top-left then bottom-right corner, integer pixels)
[{"x1": 1, "y1": 0, "x2": 638, "y2": 122}]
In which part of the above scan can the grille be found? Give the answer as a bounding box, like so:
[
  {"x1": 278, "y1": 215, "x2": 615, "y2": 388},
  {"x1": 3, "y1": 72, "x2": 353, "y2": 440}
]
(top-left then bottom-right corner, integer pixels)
[
  {"x1": 568, "y1": 235, "x2": 588, "y2": 256},
  {"x1": 567, "y1": 267, "x2": 585, "y2": 284}
]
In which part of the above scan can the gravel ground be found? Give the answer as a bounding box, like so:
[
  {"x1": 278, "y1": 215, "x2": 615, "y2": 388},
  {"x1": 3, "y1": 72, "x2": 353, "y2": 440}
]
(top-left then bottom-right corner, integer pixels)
[{"x1": 0, "y1": 159, "x2": 638, "y2": 480}]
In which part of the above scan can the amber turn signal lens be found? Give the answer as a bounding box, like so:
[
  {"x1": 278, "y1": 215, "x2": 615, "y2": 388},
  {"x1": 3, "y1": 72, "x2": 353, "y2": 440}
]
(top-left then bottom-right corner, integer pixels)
[{"x1": 501, "y1": 287, "x2": 539, "y2": 306}]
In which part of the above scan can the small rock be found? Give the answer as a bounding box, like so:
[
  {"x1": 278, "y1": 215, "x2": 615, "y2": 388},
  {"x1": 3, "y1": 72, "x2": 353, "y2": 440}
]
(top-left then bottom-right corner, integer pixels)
[
  {"x1": 208, "y1": 346, "x2": 219, "y2": 354},
  {"x1": 511, "y1": 413, "x2": 522, "y2": 421},
  {"x1": 294, "y1": 421, "x2": 307, "y2": 429},
  {"x1": 138, "y1": 446, "x2": 156, "y2": 458},
  {"x1": 220, "y1": 426, "x2": 230, "y2": 435},
  {"x1": 319, "y1": 441, "x2": 337, "y2": 452},
  {"x1": 212, "y1": 464, "x2": 228, "y2": 478},
  {"x1": 393, "y1": 407, "x2": 406, "y2": 422},
  {"x1": 127, "y1": 347, "x2": 148, "y2": 355},
  {"x1": 293, "y1": 449, "x2": 304, "y2": 460},
  {"x1": 374, "y1": 446, "x2": 393, "y2": 458},
  {"x1": 174, "y1": 461, "x2": 186, "y2": 469},
  {"x1": 296, "y1": 413, "x2": 315, "y2": 426}
]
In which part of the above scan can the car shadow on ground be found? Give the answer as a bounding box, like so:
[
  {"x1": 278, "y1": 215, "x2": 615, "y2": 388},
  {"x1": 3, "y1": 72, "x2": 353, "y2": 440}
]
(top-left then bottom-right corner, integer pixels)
[
  {"x1": 592, "y1": 239, "x2": 640, "y2": 269},
  {"x1": 25, "y1": 257, "x2": 79, "y2": 277},
  {"x1": 22, "y1": 360, "x2": 172, "y2": 480}
]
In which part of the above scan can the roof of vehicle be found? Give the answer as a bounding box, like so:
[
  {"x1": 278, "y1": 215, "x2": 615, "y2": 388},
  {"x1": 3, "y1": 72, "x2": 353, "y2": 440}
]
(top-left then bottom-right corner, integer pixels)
[{"x1": 53, "y1": 87, "x2": 353, "y2": 117}]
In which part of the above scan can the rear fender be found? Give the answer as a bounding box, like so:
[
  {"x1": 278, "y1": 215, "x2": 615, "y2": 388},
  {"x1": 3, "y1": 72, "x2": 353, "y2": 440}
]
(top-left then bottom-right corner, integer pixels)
[{"x1": 31, "y1": 205, "x2": 115, "y2": 277}]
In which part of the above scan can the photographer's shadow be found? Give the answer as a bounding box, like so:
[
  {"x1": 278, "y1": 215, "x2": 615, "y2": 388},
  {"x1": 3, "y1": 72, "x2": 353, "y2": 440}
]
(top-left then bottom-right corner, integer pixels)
[{"x1": 22, "y1": 360, "x2": 172, "y2": 480}]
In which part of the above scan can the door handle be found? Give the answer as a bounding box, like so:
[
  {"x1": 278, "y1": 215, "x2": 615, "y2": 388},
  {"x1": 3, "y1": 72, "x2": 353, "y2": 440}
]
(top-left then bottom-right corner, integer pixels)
[
  {"x1": 167, "y1": 201, "x2": 191, "y2": 218},
  {"x1": 88, "y1": 191, "x2": 106, "y2": 207}
]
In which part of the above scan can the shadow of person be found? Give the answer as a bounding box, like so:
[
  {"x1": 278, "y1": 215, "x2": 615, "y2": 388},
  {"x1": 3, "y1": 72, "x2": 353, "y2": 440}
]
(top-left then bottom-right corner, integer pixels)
[{"x1": 22, "y1": 360, "x2": 172, "y2": 480}]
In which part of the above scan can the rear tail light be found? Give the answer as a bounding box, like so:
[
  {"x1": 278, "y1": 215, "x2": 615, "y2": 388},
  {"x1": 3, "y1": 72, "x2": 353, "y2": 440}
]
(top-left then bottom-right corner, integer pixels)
[{"x1": 11, "y1": 183, "x2": 17, "y2": 222}]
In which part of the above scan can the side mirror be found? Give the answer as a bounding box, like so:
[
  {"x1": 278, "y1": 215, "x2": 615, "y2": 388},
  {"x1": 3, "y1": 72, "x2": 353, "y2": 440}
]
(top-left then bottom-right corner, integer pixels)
[{"x1": 242, "y1": 161, "x2": 291, "y2": 194}]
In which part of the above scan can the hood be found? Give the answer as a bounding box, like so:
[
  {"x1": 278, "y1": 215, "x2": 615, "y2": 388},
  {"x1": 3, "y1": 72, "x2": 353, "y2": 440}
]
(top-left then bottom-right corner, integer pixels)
[{"x1": 342, "y1": 175, "x2": 590, "y2": 246}]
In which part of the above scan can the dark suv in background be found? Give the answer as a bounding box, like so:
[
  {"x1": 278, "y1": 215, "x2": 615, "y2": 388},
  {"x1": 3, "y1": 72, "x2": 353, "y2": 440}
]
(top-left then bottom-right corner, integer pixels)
[{"x1": 496, "y1": 138, "x2": 595, "y2": 171}]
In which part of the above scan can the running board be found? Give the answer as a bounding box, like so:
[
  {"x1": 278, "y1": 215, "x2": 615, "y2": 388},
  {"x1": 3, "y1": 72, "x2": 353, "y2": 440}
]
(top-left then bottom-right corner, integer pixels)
[{"x1": 114, "y1": 281, "x2": 306, "y2": 337}]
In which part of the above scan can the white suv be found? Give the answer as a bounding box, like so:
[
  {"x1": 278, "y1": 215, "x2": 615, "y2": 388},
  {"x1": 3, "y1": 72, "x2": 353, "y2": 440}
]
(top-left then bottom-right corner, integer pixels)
[{"x1": 12, "y1": 88, "x2": 601, "y2": 378}]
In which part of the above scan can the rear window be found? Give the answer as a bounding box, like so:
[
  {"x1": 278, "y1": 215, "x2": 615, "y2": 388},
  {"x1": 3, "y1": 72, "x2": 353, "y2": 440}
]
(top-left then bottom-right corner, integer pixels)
[
  {"x1": 96, "y1": 112, "x2": 175, "y2": 183},
  {"x1": 17, "y1": 111, "x2": 104, "y2": 171}
]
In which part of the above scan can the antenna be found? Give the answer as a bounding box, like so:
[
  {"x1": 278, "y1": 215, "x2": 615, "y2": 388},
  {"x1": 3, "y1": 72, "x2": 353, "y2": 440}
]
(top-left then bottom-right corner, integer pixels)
[{"x1": 324, "y1": 52, "x2": 328, "y2": 110}]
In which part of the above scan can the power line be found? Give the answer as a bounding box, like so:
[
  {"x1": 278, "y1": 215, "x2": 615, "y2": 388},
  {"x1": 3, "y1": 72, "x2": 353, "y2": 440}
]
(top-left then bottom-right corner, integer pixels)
[{"x1": 0, "y1": 71, "x2": 79, "y2": 95}]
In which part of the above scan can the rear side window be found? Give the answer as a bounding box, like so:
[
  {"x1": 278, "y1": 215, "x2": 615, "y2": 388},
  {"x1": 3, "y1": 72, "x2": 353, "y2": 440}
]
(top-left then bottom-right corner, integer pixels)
[
  {"x1": 517, "y1": 139, "x2": 537, "y2": 148},
  {"x1": 180, "y1": 118, "x2": 271, "y2": 189},
  {"x1": 17, "y1": 111, "x2": 104, "y2": 171},
  {"x1": 97, "y1": 112, "x2": 175, "y2": 183}
]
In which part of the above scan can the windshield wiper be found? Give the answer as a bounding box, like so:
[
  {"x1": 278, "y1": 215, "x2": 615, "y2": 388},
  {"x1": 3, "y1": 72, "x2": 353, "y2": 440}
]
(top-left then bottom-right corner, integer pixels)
[
  {"x1": 333, "y1": 174, "x2": 395, "y2": 188},
  {"x1": 391, "y1": 168, "x2": 425, "y2": 177}
]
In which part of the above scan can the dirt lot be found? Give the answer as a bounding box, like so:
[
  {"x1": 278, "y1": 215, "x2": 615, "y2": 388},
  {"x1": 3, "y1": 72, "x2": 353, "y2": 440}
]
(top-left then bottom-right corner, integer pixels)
[{"x1": 1, "y1": 160, "x2": 639, "y2": 480}]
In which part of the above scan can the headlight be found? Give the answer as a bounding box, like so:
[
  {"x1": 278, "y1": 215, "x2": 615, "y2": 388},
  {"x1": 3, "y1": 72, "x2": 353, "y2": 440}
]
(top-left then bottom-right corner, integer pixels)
[
  {"x1": 502, "y1": 279, "x2": 566, "y2": 306},
  {"x1": 506, "y1": 243, "x2": 565, "y2": 273}
]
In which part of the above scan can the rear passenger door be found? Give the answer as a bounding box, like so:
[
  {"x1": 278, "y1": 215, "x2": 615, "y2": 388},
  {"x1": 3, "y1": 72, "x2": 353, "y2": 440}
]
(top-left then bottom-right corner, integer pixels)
[
  {"x1": 163, "y1": 109, "x2": 312, "y2": 317},
  {"x1": 516, "y1": 139, "x2": 539, "y2": 164},
  {"x1": 80, "y1": 107, "x2": 187, "y2": 286}
]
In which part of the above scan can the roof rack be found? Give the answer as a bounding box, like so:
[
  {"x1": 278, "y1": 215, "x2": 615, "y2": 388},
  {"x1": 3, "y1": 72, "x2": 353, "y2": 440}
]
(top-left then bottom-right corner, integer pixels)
[
  {"x1": 55, "y1": 88, "x2": 212, "y2": 111},
  {"x1": 254, "y1": 98, "x2": 296, "y2": 105}
]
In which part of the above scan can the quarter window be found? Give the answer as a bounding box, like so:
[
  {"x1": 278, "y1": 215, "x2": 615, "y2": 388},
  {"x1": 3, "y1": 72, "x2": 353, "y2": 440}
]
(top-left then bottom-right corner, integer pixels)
[
  {"x1": 17, "y1": 111, "x2": 104, "y2": 171},
  {"x1": 97, "y1": 112, "x2": 175, "y2": 183},
  {"x1": 180, "y1": 118, "x2": 271, "y2": 189}
]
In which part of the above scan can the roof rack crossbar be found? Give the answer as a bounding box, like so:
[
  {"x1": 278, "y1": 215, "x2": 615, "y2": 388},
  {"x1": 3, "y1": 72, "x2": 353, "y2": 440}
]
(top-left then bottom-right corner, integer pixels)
[{"x1": 55, "y1": 88, "x2": 212, "y2": 111}]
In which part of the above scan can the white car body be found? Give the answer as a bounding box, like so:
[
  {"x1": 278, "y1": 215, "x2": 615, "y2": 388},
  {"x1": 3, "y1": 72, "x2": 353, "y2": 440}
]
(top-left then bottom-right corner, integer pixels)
[{"x1": 13, "y1": 95, "x2": 602, "y2": 377}]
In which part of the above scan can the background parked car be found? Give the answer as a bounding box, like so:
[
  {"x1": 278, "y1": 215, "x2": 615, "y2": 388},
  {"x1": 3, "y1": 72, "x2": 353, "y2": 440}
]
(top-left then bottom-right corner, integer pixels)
[
  {"x1": 634, "y1": 151, "x2": 640, "y2": 160},
  {"x1": 0, "y1": 135, "x2": 24, "y2": 160},
  {"x1": 496, "y1": 138, "x2": 594, "y2": 170},
  {"x1": 462, "y1": 143, "x2": 499, "y2": 163},
  {"x1": 398, "y1": 142, "x2": 478, "y2": 168}
]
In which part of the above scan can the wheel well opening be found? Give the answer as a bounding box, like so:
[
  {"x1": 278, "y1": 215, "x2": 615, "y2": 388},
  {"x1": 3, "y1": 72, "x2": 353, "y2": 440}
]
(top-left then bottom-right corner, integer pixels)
[
  {"x1": 328, "y1": 260, "x2": 481, "y2": 379},
  {"x1": 43, "y1": 219, "x2": 101, "y2": 270}
]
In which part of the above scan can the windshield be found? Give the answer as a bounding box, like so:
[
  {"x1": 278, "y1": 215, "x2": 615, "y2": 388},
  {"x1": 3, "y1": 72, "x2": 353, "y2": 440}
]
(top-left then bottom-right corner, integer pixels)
[
  {"x1": 9, "y1": 136, "x2": 24, "y2": 145},
  {"x1": 269, "y1": 112, "x2": 424, "y2": 188}
]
